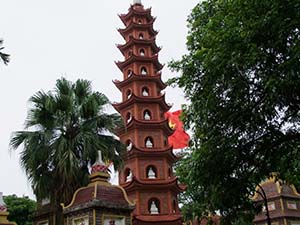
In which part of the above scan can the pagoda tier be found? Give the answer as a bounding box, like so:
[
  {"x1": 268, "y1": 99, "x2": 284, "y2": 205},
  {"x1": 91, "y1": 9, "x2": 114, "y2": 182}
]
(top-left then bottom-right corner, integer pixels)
[
  {"x1": 116, "y1": 54, "x2": 164, "y2": 72},
  {"x1": 117, "y1": 36, "x2": 161, "y2": 55},
  {"x1": 134, "y1": 215, "x2": 182, "y2": 225},
  {"x1": 125, "y1": 145, "x2": 179, "y2": 163},
  {"x1": 113, "y1": 72, "x2": 166, "y2": 90},
  {"x1": 118, "y1": 19, "x2": 158, "y2": 39},
  {"x1": 121, "y1": 176, "x2": 186, "y2": 193},
  {"x1": 119, "y1": 6, "x2": 153, "y2": 26},
  {"x1": 115, "y1": 117, "x2": 174, "y2": 137},
  {"x1": 114, "y1": 2, "x2": 184, "y2": 225},
  {"x1": 112, "y1": 93, "x2": 171, "y2": 112}
]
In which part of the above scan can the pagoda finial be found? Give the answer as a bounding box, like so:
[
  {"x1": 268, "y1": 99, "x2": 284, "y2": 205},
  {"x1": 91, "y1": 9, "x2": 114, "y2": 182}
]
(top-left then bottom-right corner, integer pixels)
[
  {"x1": 133, "y1": 0, "x2": 142, "y2": 5},
  {"x1": 91, "y1": 151, "x2": 108, "y2": 173}
]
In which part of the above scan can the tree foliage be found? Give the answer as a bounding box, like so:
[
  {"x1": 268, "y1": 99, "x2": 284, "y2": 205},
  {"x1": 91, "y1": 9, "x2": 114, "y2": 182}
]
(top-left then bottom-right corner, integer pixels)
[
  {"x1": 10, "y1": 78, "x2": 125, "y2": 224},
  {"x1": 0, "y1": 39, "x2": 10, "y2": 65},
  {"x1": 170, "y1": 0, "x2": 300, "y2": 223},
  {"x1": 4, "y1": 195, "x2": 36, "y2": 225}
]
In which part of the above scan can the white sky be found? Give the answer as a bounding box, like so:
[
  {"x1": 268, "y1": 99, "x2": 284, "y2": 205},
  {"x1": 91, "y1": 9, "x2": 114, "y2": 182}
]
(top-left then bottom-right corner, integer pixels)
[{"x1": 0, "y1": 0, "x2": 198, "y2": 199}]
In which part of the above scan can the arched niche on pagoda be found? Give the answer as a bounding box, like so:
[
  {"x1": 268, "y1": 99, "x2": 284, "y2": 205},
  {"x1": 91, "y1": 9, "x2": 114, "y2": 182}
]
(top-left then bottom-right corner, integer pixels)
[
  {"x1": 139, "y1": 48, "x2": 146, "y2": 56},
  {"x1": 138, "y1": 63, "x2": 156, "y2": 76},
  {"x1": 140, "y1": 66, "x2": 148, "y2": 75},
  {"x1": 172, "y1": 198, "x2": 178, "y2": 213},
  {"x1": 148, "y1": 198, "x2": 160, "y2": 215},
  {"x1": 143, "y1": 109, "x2": 152, "y2": 120},
  {"x1": 125, "y1": 168, "x2": 133, "y2": 182},
  {"x1": 138, "y1": 32, "x2": 144, "y2": 40},
  {"x1": 135, "y1": 17, "x2": 144, "y2": 24},
  {"x1": 125, "y1": 89, "x2": 133, "y2": 100},
  {"x1": 145, "y1": 136, "x2": 154, "y2": 148},
  {"x1": 126, "y1": 68, "x2": 133, "y2": 78},
  {"x1": 126, "y1": 139, "x2": 133, "y2": 151},
  {"x1": 141, "y1": 86, "x2": 150, "y2": 96},
  {"x1": 126, "y1": 112, "x2": 133, "y2": 124},
  {"x1": 127, "y1": 49, "x2": 133, "y2": 59},
  {"x1": 126, "y1": 33, "x2": 133, "y2": 42},
  {"x1": 146, "y1": 165, "x2": 157, "y2": 179},
  {"x1": 163, "y1": 135, "x2": 168, "y2": 147},
  {"x1": 136, "y1": 104, "x2": 158, "y2": 120}
]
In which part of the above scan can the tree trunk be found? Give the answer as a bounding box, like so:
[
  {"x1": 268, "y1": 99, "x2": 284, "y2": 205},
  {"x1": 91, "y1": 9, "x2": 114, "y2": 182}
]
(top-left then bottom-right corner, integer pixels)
[{"x1": 257, "y1": 184, "x2": 271, "y2": 225}]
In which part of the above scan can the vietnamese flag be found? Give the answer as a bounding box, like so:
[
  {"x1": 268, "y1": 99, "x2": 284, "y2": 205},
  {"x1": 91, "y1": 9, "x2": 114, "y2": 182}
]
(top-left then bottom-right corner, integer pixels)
[{"x1": 165, "y1": 110, "x2": 190, "y2": 149}]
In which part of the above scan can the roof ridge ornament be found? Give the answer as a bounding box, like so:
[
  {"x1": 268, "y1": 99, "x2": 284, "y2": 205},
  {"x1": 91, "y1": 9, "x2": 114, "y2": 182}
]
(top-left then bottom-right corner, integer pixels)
[
  {"x1": 133, "y1": 0, "x2": 142, "y2": 5},
  {"x1": 91, "y1": 151, "x2": 108, "y2": 173}
]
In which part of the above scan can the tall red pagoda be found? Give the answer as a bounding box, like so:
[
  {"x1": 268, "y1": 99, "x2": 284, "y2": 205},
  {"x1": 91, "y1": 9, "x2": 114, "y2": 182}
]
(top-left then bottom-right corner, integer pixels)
[{"x1": 113, "y1": 1, "x2": 185, "y2": 224}]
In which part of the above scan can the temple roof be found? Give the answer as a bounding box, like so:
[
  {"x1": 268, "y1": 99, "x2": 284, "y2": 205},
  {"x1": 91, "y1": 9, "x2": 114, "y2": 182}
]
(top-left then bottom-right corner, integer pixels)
[
  {"x1": 62, "y1": 152, "x2": 135, "y2": 214},
  {"x1": 113, "y1": 72, "x2": 166, "y2": 90},
  {"x1": 62, "y1": 181, "x2": 134, "y2": 214},
  {"x1": 253, "y1": 178, "x2": 300, "y2": 223},
  {"x1": 253, "y1": 178, "x2": 300, "y2": 201}
]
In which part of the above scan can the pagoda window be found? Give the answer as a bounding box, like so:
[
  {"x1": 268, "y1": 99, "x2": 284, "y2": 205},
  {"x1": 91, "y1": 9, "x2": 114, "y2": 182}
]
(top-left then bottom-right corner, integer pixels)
[
  {"x1": 172, "y1": 199, "x2": 177, "y2": 213},
  {"x1": 129, "y1": 34, "x2": 133, "y2": 39},
  {"x1": 142, "y1": 87, "x2": 149, "y2": 96},
  {"x1": 139, "y1": 33, "x2": 144, "y2": 39},
  {"x1": 145, "y1": 137, "x2": 153, "y2": 148},
  {"x1": 126, "y1": 112, "x2": 132, "y2": 124},
  {"x1": 143, "y1": 110, "x2": 151, "y2": 120},
  {"x1": 164, "y1": 136, "x2": 168, "y2": 146},
  {"x1": 148, "y1": 198, "x2": 160, "y2": 214},
  {"x1": 160, "y1": 109, "x2": 164, "y2": 119},
  {"x1": 126, "y1": 89, "x2": 132, "y2": 99},
  {"x1": 146, "y1": 166, "x2": 157, "y2": 179},
  {"x1": 127, "y1": 69, "x2": 133, "y2": 78},
  {"x1": 128, "y1": 50, "x2": 133, "y2": 57},
  {"x1": 140, "y1": 49, "x2": 145, "y2": 56},
  {"x1": 141, "y1": 67, "x2": 147, "y2": 75},
  {"x1": 126, "y1": 140, "x2": 133, "y2": 151},
  {"x1": 125, "y1": 168, "x2": 133, "y2": 182},
  {"x1": 168, "y1": 167, "x2": 172, "y2": 178},
  {"x1": 137, "y1": 19, "x2": 143, "y2": 24},
  {"x1": 287, "y1": 201, "x2": 297, "y2": 210}
]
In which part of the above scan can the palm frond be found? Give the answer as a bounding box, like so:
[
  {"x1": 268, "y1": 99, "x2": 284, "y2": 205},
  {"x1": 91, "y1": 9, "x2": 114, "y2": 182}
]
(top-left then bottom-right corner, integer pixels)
[
  {"x1": 10, "y1": 77, "x2": 124, "y2": 210},
  {"x1": 0, "y1": 39, "x2": 10, "y2": 65}
]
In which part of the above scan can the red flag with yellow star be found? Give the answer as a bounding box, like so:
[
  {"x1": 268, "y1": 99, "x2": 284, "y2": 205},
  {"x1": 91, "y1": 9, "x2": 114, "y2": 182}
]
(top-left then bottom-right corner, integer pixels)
[{"x1": 165, "y1": 110, "x2": 190, "y2": 149}]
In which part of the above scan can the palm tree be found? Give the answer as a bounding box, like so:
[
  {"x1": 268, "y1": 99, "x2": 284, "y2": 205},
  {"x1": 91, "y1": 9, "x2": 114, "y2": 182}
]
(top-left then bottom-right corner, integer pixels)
[
  {"x1": 10, "y1": 77, "x2": 125, "y2": 224},
  {"x1": 0, "y1": 39, "x2": 10, "y2": 65}
]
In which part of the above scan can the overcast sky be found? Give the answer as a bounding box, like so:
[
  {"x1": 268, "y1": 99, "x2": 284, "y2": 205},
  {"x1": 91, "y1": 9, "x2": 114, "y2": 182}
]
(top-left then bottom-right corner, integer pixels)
[{"x1": 0, "y1": 0, "x2": 199, "y2": 199}]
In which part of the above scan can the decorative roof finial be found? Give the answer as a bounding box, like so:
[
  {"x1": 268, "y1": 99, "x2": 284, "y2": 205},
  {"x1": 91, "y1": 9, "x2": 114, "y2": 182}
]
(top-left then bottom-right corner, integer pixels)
[
  {"x1": 91, "y1": 151, "x2": 108, "y2": 173},
  {"x1": 133, "y1": 0, "x2": 142, "y2": 5}
]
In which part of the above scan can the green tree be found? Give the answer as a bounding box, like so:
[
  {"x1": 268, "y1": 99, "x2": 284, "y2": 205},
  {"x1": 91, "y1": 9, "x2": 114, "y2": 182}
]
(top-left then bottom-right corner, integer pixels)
[
  {"x1": 4, "y1": 195, "x2": 36, "y2": 225},
  {"x1": 0, "y1": 39, "x2": 10, "y2": 65},
  {"x1": 170, "y1": 0, "x2": 300, "y2": 223},
  {"x1": 10, "y1": 78, "x2": 125, "y2": 224}
]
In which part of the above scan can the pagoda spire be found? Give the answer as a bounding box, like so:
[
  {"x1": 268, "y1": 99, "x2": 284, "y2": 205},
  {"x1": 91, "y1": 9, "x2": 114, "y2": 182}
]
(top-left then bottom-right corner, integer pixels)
[
  {"x1": 133, "y1": 0, "x2": 142, "y2": 5},
  {"x1": 114, "y1": 3, "x2": 185, "y2": 225}
]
